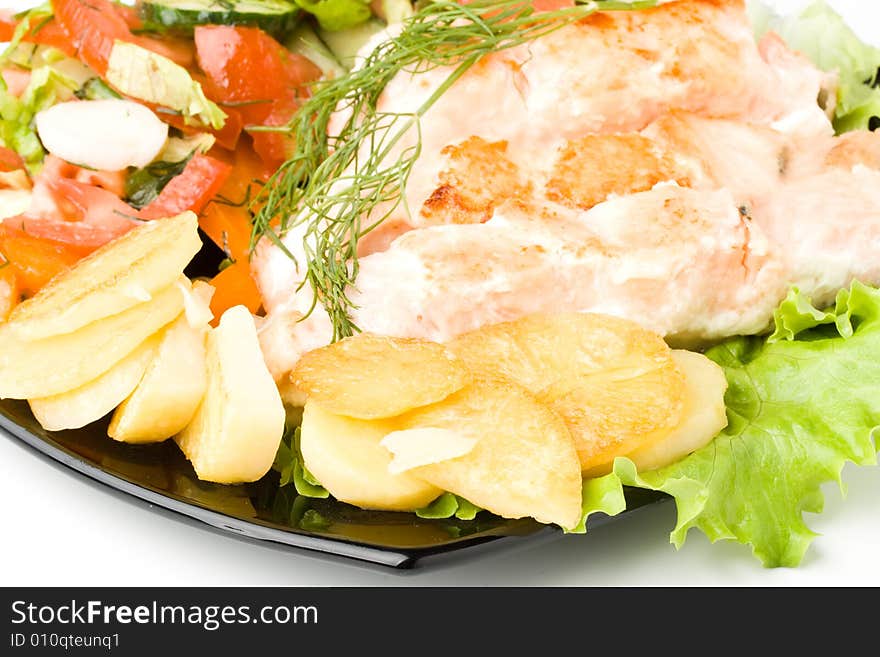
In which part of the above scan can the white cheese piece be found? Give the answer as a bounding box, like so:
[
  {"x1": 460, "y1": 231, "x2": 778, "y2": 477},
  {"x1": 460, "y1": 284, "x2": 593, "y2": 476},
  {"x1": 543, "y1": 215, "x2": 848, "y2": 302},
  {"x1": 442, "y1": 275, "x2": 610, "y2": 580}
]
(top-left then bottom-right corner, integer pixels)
[
  {"x1": 36, "y1": 99, "x2": 168, "y2": 171},
  {"x1": 380, "y1": 428, "x2": 477, "y2": 475}
]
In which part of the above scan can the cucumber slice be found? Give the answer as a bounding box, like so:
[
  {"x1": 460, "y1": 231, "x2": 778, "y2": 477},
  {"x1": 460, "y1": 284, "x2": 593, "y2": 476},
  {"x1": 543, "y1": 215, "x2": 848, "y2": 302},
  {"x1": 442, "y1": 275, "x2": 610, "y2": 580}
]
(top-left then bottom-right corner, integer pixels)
[
  {"x1": 140, "y1": 0, "x2": 302, "y2": 36},
  {"x1": 318, "y1": 18, "x2": 385, "y2": 70},
  {"x1": 284, "y1": 24, "x2": 346, "y2": 79}
]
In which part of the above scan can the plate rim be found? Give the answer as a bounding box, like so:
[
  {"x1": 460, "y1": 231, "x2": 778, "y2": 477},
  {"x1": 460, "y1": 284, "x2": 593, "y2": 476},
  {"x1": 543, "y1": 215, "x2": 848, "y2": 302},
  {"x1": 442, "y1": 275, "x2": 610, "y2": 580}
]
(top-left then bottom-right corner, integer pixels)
[
  {"x1": 0, "y1": 403, "x2": 672, "y2": 571},
  {"x1": 0, "y1": 410, "x2": 579, "y2": 571}
]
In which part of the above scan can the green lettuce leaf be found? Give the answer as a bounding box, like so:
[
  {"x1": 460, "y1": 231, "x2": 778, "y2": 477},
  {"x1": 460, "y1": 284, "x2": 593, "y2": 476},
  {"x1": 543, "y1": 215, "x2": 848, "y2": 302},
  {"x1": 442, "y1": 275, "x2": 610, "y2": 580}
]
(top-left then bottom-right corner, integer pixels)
[
  {"x1": 293, "y1": 0, "x2": 373, "y2": 32},
  {"x1": 581, "y1": 281, "x2": 880, "y2": 567},
  {"x1": 273, "y1": 425, "x2": 330, "y2": 499},
  {"x1": 749, "y1": 0, "x2": 880, "y2": 133},
  {"x1": 415, "y1": 493, "x2": 481, "y2": 520},
  {"x1": 769, "y1": 287, "x2": 837, "y2": 341},
  {"x1": 569, "y1": 473, "x2": 627, "y2": 534},
  {"x1": 0, "y1": 2, "x2": 53, "y2": 67},
  {"x1": 0, "y1": 65, "x2": 78, "y2": 169}
]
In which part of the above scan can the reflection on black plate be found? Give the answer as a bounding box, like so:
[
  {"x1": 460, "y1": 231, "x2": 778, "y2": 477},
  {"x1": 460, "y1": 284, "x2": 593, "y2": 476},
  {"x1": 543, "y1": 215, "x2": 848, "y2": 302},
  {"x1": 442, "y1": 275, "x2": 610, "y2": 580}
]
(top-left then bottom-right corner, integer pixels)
[{"x1": 0, "y1": 399, "x2": 668, "y2": 569}]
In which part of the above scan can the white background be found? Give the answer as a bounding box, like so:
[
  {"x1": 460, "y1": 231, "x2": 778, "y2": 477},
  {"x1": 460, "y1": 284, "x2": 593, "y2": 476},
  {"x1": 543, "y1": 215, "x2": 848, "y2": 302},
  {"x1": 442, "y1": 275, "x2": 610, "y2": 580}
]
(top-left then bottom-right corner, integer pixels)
[{"x1": 2, "y1": 0, "x2": 880, "y2": 587}]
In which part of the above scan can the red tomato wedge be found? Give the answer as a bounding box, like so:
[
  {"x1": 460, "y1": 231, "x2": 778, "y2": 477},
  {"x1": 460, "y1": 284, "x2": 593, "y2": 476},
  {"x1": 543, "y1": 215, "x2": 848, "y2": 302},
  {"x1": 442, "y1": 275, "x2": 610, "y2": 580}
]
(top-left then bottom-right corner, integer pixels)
[
  {"x1": 53, "y1": 0, "x2": 193, "y2": 74},
  {"x1": 249, "y1": 103, "x2": 299, "y2": 170},
  {"x1": 53, "y1": 0, "x2": 132, "y2": 75},
  {"x1": 194, "y1": 26, "x2": 320, "y2": 167},
  {"x1": 529, "y1": 0, "x2": 575, "y2": 10},
  {"x1": 136, "y1": 34, "x2": 195, "y2": 69},
  {"x1": 194, "y1": 26, "x2": 318, "y2": 122},
  {"x1": 113, "y1": 3, "x2": 143, "y2": 31},
  {"x1": 14, "y1": 177, "x2": 140, "y2": 250},
  {"x1": 0, "y1": 14, "x2": 76, "y2": 58},
  {"x1": 9, "y1": 156, "x2": 139, "y2": 251},
  {"x1": 140, "y1": 154, "x2": 233, "y2": 220},
  {"x1": 0, "y1": 147, "x2": 25, "y2": 174}
]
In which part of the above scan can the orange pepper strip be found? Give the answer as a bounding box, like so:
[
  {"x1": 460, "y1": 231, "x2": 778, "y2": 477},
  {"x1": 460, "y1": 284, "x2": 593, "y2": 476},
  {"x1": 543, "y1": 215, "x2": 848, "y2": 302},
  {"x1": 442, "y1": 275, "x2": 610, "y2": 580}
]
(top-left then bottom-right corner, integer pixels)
[
  {"x1": 198, "y1": 201, "x2": 252, "y2": 264},
  {"x1": 199, "y1": 146, "x2": 269, "y2": 322},
  {"x1": 0, "y1": 228, "x2": 90, "y2": 298},
  {"x1": 208, "y1": 261, "x2": 262, "y2": 323}
]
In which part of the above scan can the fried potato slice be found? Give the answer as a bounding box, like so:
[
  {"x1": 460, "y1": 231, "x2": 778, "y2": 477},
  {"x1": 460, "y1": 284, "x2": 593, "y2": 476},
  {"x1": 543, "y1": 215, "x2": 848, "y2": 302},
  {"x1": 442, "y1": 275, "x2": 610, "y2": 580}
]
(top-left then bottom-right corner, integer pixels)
[
  {"x1": 292, "y1": 333, "x2": 469, "y2": 419},
  {"x1": 108, "y1": 283, "x2": 213, "y2": 444},
  {"x1": 175, "y1": 305, "x2": 285, "y2": 484},
  {"x1": 0, "y1": 279, "x2": 188, "y2": 400},
  {"x1": 28, "y1": 334, "x2": 160, "y2": 431},
  {"x1": 449, "y1": 313, "x2": 685, "y2": 472},
  {"x1": 8, "y1": 212, "x2": 201, "y2": 341},
  {"x1": 108, "y1": 314, "x2": 209, "y2": 444},
  {"x1": 300, "y1": 402, "x2": 443, "y2": 511},
  {"x1": 620, "y1": 350, "x2": 728, "y2": 473},
  {"x1": 395, "y1": 378, "x2": 583, "y2": 529}
]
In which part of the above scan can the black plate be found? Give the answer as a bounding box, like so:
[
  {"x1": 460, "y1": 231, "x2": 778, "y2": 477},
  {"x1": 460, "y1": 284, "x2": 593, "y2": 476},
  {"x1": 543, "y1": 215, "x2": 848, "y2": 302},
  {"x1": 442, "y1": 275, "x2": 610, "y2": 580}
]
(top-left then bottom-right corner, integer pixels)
[{"x1": 0, "y1": 400, "x2": 668, "y2": 570}]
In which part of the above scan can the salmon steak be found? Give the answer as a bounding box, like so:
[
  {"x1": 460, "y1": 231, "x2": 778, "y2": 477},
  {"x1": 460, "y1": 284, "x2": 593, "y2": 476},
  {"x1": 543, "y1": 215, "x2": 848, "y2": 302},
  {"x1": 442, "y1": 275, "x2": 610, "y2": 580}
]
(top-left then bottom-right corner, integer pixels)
[{"x1": 253, "y1": 0, "x2": 880, "y2": 381}]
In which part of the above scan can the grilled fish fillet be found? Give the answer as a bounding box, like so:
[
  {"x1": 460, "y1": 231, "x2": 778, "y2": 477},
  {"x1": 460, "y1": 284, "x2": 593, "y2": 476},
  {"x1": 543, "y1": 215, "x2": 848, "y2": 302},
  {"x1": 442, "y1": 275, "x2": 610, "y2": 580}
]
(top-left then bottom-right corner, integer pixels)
[{"x1": 253, "y1": 0, "x2": 876, "y2": 383}]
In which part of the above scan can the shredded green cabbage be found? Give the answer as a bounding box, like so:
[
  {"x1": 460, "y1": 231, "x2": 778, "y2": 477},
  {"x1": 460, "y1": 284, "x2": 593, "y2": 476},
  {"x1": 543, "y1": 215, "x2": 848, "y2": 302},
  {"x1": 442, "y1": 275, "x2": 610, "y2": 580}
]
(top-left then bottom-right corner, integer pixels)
[{"x1": 0, "y1": 65, "x2": 78, "y2": 169}]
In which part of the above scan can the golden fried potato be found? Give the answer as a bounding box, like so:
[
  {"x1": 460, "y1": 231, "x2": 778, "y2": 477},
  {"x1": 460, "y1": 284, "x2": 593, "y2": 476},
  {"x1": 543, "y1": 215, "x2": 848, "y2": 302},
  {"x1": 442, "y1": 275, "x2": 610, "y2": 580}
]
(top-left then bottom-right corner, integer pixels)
[
  {"x1": 0, "y1": 279, "x2": 187, "y2": 400},
  {"x1": 300, "y1": 402, "x2": 442, "y2": 511},
  {"x1": 108, "y1": 313, "x2": 209, "y2": 444},
  {"x1": 8, "y1": 212, "x2": 201, "y2": 341},
  {"x1": 395, "y1": 378, "x2": 583, "y2": 529},
  {"x1": 292, "y1": 333, "x2": 469, "y2": 419},
  {"x1": 175, "y1": 306, "x2": 285, "y2": 484},
  {"x1": 108, "y1": 283, "x2": 213, "y2": 443},
  {"x1": 449, "y1": 313, "x2": 685, "y2": 472},
  {"x1": 28, "y1": 334, "x2": 160, "y2": 431},
  {"x1": 620, "y1": 350, "x2": 728, "y2": 474}
]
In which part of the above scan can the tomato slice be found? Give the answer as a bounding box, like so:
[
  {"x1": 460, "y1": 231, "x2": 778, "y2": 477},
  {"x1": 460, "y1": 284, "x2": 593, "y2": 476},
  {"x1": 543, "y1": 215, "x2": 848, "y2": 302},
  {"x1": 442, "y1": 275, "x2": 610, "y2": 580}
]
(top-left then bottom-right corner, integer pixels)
[
  {"x1": 194, "y1": 25, "x2": 320, "y2": 166},
  {"x1": 249, "y1": 101, "x2": 299, "y2": 170},
  {"x1": 113, "y1": 3, "x2": 143, "y2": 31},
  {"x1": 136, "y1": 34, "x2": 195, "y2": 69},
  {"x1": 16, "y1": 178, "x2": 139, "y2": 249},
  {"x1": 140, "y1": 154, "x2": 233, "y2": 220},
  {"x1": 530, "y1": 0, "x2": 575, "y2": 11},
  {"x1": 14, "y1": 156, "x2": 139, "y2": 250},
  {"x1": 194, "y1": 26, "x2": 310, "y2": 121},
  {"x1": 0, "y1": 14, "x2": 77, "y2": 58},
  {"x1": 0, "y1": 147, "x2": 25, "y2": 174},
  {"x1": 53, "y1": 0, "x2": 132, "y2": 75},
  {"x1": 53, "y1": 0, "x2": 193, "y2": 74}
]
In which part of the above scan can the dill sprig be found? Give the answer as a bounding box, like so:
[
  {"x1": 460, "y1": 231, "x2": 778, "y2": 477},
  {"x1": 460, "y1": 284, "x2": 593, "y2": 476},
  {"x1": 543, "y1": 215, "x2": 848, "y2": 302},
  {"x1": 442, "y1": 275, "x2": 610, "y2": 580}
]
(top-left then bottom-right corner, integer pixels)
[{"x1": 252, "y1": 0, "x2": 658, "y2": 340}]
